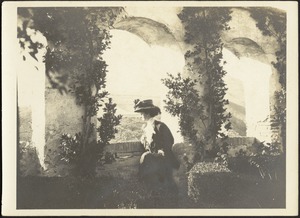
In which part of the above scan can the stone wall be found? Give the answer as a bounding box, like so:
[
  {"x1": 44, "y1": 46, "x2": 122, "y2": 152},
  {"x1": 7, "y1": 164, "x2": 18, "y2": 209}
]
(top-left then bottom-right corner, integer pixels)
[
  {"x1": 18, "y1": 7, "x2": 283, "y2": 176},
  {"x1": 44, "y1": 87, "x2": 85, "y2": 176}
]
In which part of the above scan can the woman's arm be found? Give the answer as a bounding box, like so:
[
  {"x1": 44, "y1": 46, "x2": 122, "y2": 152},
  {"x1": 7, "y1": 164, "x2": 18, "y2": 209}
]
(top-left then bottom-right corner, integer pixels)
[{"x1": 156, "y1": 122, "x2": 174, "y2": 154}]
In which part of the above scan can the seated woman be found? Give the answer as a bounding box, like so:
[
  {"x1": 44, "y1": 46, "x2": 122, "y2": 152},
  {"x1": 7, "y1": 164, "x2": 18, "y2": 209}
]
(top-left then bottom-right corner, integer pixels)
[{"x1": 134, "y1": 99, "x2": 180, "y2": 207}]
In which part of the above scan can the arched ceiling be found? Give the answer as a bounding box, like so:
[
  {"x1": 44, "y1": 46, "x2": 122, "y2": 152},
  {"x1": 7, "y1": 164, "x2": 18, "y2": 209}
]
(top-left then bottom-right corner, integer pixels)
[
  {"x1": 114, "y1": 14, "x2": 271, "y2": 64},
  {"x1": 114, "y1": 17, "x2": 182, "y2": 52},
  {"x1": 224, "y1": 37, "x2": 269, "y2": 63}
]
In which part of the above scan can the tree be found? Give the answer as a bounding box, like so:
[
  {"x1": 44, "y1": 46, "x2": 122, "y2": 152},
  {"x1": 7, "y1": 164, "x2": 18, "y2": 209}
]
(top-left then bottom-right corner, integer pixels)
[
  {"x1": 17, "y1": 7, "x2": 124, "y2": 176},
  {"x1": 163, "y1": 8, "x2": 232, "y2": 161},
  {"x1": 249, "y1": 7, "x2": 286, "y2": 152}
]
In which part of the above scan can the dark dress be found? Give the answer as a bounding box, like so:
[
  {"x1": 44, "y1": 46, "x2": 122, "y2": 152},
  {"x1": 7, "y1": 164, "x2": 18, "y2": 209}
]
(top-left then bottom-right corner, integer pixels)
[{"x1": 138, "y1": 120, "x2": 179, "y2": 208}]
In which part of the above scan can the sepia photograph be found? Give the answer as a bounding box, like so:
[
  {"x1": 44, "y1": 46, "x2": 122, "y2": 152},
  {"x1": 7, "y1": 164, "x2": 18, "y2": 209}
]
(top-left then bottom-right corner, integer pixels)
[{"x1": 2, "y1": 1, "x2": 298, "y2": 216}]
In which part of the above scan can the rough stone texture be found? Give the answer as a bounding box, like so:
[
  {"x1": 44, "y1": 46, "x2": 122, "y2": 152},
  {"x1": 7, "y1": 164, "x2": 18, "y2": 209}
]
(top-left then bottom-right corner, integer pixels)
[
  {"x1": 222, "y1": 8, "x2": 278, "y2": 61},
  {"x1": 44, "y1": 87, "x2": 85, "y2": 176}
]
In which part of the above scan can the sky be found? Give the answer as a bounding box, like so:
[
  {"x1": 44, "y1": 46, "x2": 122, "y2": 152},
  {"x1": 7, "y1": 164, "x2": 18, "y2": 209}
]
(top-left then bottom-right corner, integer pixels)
[{"x1": 103, "y1": 29, "x2": 185, "y2": 112}]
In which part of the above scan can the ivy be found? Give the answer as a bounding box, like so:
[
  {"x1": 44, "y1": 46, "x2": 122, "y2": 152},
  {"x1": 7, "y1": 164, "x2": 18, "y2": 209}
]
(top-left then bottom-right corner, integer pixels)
[
  {"x1": 17, "y1": 7, "x2": 125, "y2": 176},
  {"x1": 249, "y1": 7, "x2": 286, "y2": 152},
  {"x1": 163, "y1": 8, "x2": 232, "y2": 161}
]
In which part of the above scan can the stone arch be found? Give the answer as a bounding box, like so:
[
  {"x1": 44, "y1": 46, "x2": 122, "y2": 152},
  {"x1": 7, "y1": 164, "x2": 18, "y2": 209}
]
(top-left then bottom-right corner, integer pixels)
[
  {"x1": 18, "y1": 7, "x2": 282, "y2": 174},
  {"x1": 108, "y1": 7, "x2": 280, "y2": 143},
  {"x1": 222, "y1": 45, "x2": 273, "y2": 142},
  {"x1": 103, "y1": 16, "x2": 186, "y2": 143},
  {"x1": 114, "y1": 17, "x2": 183, "y2": 52},
  {"x1": 221, "y1": 7, "x2": 281, "y2": 142}
]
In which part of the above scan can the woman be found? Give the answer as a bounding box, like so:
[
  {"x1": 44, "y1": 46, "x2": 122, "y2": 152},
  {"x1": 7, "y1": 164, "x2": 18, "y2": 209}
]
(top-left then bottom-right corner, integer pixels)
[{"x1": 134, "y1": 99, "x2": 179, "y2": 207}]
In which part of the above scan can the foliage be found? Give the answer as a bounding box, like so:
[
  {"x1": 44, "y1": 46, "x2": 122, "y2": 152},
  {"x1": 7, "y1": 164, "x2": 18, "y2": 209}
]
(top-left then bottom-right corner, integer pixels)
[
  {"x1": 18, "y1": 7, "x2": 125, "y2": 91},
  {"x1": 227, "y1": 139, "x2": 283, "y2": 180},
  {"x1": 19, "y1": 141, "x2": 43, "y2": 176},
  {"x1": 188, "y1": 162, "x2": 231, "y2": 204},
  {"x1": 162, "y1": 73, "x2": 203, "y2": 148},
  {"x1": 248, "y1": 8, "x2": 286, "y2": 40},
  {"x1": 97, "y1": 98, "x2": 123, "y2": 146},
  {"x1": 252, "y1": 140, "x2": 281, "y2": 156},
  {"x1": 249, "y1": 7, "x2": 286, "y2": 152},
  {"x1": 249, "y1": 140, "x2": 282, "y2": 179},
  {"x1": 17, "y1": 7, "x2": 124, "y2": 175},
  {"x1": 214, "y1": 151, "x2": 229, "y2": 167},
  {"x1": 189, "y1": 162, "x2": 231, "y2": 174},
  {"x1": 59, "y1": 98, "x2": 122, "y2": 169},
  {"x1": 163, "y1": 8, "x2": 232, "y2": 160},
  {"x1": 188, "y1": 160, "x2": 284, "y2": 207},
  {"x1": 59, "y1": 133, "x2": 82, "y2": 164}
]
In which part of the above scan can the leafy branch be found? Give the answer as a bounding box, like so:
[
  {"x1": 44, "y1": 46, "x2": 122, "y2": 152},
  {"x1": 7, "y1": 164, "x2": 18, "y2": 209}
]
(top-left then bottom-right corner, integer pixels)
[
  {"x1": 249, "y1": 7, "x2": 286, "y2": 152},
  {"x1": 17, "y1": 7, "x2": 125, "y2": 176},
  {"x1": 163, "y1": 8, "x2": 232, "y2": 161}
]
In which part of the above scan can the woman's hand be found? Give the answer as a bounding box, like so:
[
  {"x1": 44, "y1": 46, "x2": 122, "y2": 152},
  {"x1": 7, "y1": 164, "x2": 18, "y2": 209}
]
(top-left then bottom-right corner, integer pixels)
[{"x1": 158, "y1": 149, "x2": 165, "y2": 156}]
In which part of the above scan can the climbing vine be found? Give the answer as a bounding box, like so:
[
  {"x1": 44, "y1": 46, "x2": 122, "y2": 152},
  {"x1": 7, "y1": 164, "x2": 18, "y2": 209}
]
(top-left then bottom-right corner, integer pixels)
[
  {"x1": 163, "y1": 8, "x2": 232, "y2": 160},
  {"x1": 17, "y1": 7, "x2": 124, "y2": 175},
  {"x1": 249, "y1": 7, "x2": 286, "y2": 152}
]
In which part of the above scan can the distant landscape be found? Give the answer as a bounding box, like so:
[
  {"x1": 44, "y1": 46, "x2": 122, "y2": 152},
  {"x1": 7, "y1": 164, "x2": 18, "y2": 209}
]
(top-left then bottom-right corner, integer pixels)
[
  {"x1": 111, "y1": 98, "x2": 247, "y2": 143},
  {"x1": 111, "y1": 116, "x2": 144, "y2": 143}
]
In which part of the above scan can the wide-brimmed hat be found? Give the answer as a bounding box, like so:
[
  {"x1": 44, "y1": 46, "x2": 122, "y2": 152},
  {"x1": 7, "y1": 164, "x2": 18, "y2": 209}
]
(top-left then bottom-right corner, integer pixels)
[{"x1": 134, "y1": 99, "x2": 160, "y2": 113}]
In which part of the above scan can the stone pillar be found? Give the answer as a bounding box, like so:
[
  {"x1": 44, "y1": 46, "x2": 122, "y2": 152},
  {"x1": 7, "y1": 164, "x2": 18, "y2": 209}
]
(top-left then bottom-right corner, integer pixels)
[
  {"x1": 18, "y1": 30, "x2": 47, "y2": 169},
  {"x1": 30, "y1": 58, "x2": 46, "y2": 169}
]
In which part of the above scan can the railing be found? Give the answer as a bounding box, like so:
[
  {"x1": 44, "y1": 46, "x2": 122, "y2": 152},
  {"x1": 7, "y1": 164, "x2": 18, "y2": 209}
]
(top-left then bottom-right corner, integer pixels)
[
  {"x1": 105, "y1": 137, "x2": 259, "y2": 155},
  {"x1": 104, "y1": 141, "x2": 144, "y2": 156}
]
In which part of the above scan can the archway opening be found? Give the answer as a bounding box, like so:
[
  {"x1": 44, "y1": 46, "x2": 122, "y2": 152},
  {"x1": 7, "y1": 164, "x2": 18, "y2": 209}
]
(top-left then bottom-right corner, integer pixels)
[
  {"x1": 222, "y1": 48, "x2": 273, "y2": 142},
  {"x1": 102, "y1": 29, "x2": 185, "y2": 143}
]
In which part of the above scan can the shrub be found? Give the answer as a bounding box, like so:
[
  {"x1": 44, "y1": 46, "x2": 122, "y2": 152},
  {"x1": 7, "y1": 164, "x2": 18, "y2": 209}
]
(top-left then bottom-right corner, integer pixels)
[
  {"x1": 187, "y1": 160, "x2": 285, "y2": 207},
  {"x1": 59, "y1": 133, "x2": 105, "y2": 176},
  {"x1": 59, "y1": 133, "x2": 82, "y2": 164},
  {"x1": 227, "y1": 140, "x2": 285, "y2": 179},
  {"x1": 188, "y1": 162, "x2": 232, "y2": 204}
]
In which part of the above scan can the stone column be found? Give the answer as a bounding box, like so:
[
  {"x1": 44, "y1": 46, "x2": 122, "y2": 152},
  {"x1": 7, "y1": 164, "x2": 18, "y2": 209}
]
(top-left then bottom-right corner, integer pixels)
[{"x1": 18, "y1": 30, "x2": 47, "y2": 169}]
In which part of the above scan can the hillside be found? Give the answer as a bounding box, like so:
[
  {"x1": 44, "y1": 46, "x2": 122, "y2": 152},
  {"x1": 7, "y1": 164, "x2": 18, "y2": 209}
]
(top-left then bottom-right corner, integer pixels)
[{"x1": 111, "y1": 116, "x2": 144, "y2": 143}]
